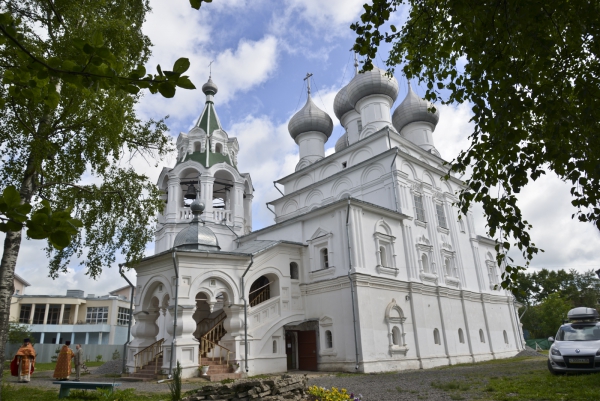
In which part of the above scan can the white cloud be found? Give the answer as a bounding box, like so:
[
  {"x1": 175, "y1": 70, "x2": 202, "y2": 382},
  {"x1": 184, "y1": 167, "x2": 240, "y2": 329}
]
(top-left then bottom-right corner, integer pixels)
[{"x1": 285, "y1": 0, "x2": 366, "y2": 30}]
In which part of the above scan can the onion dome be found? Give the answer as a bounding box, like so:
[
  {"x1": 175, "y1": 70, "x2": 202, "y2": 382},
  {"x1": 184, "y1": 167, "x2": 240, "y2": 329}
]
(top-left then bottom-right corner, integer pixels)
[
  {"x1": 334, "y1": 133, "x2": 349, "y2": 152},
  {"x1": 173, "y1": 200, "x2": 220, "y2": 251},
  {"x1": 346, "y1": 66, "x2": 399, "y2": 107},
  {"x1": 288, "y1": 95, "x2": 334, "y2": 141},
  {"x1": 202, "y1": 78, "x2": 218, "y2": 96},
  {"x1": 392, "y1": 85, "x2": 440, "y2": 133},
  {"x1": 333, "y1": 84, "x2": 355, "y2": 120}
]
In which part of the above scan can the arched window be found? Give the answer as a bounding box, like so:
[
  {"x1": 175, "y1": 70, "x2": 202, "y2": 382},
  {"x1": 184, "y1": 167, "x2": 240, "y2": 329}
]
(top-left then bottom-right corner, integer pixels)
[
  {"x1": 392, "y1": 327, "x2": 400, "y2": 346},
  {"x1": 433, "y1": 328, "x2": 441, "y2": 345},
  {"x1": 479, "y1": 329, "x2": 485, "y2": 343},
  {"x1": 379, "y1": 246, "x2": 387, "y2": 267},
  {"x1": 249, "y1": 276, "x2": 270, "y2": 307},
  {"x1": 458, "y1": 328, "x2": 464, "y2": 344},
  {"x1": 290, "y1": 262, "x2": 299, "y2": 280},
  {"x1": 445, "y1": 259, "x2": 452, "y2": 276},
  {"x1": 215, "y1": 143, "x2": 223, "y2": 153},
  {"x1": 273, "y1": 340, "x2": 277, "y2": 353},
  {"x1": 325, "y1": 330, "x2": 333, "y2": 349},
  {"x1": 503, "y1": 330, "x2": 509, "y2": 344},
  {"x1": 194, "y1": 142, "x2": 201, "y2": 152},
  {"x1": 421, "y1": 254, "x2": 429, "y2": 273},
  {"x1": 320, "y1": 248, "x2": 329, "y2": 269}
]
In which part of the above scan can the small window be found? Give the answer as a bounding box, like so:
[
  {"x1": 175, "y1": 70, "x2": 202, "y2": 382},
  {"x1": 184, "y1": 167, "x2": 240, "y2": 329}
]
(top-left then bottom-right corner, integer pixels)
[
  {"x1": 445, "y1": 259, "x2": 452, "y2": 276},
  {"x1": 325, "y1": 330, "x2": 333, "y2": 349},
  {"x1": 273, "y1": 340, "x2": 277, "y2": 353},
  {"x1": 458, "y1": 328, "x2": 464, "y2": 344},
  {"x1": 320, "y1": 248, "x2": 329, "y2": 269},
  {"x1": 433, "y1": 328, "x2": 441, "y2": 345},
  {"x1": 342, "y1": 162, "x2": 347, "y2": 168},
  {"x1": 436, "y1": 203, "x2": 447, "y2": 229},
  {"x1": 421, "y1": 254, "x2": 430, "y2": 273},
  {"x1": 215, "y1": 143, "x2": 223, "y2": 153},
  {"x1": 414, "y1": 194, "x2": 426, "y2": 222},
  {"x1": 158, "y1": 285, "x2": 163, "y2": 292},
  {"x1": 15, "y1": 290, "x2": 19, "y2": 295},
  {"x1": 194, "y1": 142, "x2": 201, "y2": 152},
  {"x1": 290, "y1": 262, "x2": 299, "y2": 280},
  {"x1": 357, "y1": 119, "x2": 362, "y2": 132},
  {"x1": 392, "y1": 326, "x2": 400, "y2": 346},
  {"x1": 479, "y1": 329, "x2": 485, "y2": 343},
  {"x1": 503, "y1": 330, "x2": 509, "y2": 344},
  {"x1": 379, "y1": 246, "x2": 387, "y2": 267}
]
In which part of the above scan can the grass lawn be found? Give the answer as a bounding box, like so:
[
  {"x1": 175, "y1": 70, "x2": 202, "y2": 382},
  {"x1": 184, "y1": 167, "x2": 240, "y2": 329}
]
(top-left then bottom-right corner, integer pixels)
[
  {"x1": 2, "y1": 385, "x2": 169, "y2": 401},
  {"x1": 33, "y1": 362, "x2": 105, "y2": 372}
]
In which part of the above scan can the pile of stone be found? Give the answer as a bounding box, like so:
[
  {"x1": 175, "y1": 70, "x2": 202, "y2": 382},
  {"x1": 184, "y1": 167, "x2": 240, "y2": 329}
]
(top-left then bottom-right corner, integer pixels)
[
  {"x1": 515, "y1": 345, "x2": 545, "y2": 358},
  {"x1": 182, "y1": 374, "x2": 308, "y2": 401},
  {"x1": 93, "y1": 359, "x2": 125, "y2": 375}
]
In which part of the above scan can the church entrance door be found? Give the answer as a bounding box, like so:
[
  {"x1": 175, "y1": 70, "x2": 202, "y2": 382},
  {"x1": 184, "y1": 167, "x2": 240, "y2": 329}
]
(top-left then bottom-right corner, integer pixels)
[{"x1": 297, "y1": 330, "x2": 317, "y2": 371}]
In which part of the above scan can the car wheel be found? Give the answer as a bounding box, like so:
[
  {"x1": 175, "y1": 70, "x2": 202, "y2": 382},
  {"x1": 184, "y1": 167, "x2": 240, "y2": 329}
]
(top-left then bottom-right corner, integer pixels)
[{"x1": 547, "y1": 359, "x2": 564, "y2": 375}]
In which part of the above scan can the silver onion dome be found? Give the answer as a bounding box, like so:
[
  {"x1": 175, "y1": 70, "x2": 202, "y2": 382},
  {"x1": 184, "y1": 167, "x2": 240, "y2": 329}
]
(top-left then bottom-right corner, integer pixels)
[
  {"x1": 333, "y1": 84, "x2": 355, "y2": 120},
  {"x1": 334, "y1": 133, "x2": 349, "y2": 152},
  {"x1": 345, "y1": 66, "x2": 399, "y2": 107},
  {"x1": 173, "y1": 200, "x2": 220, "y2": 251},
  {"x1": 392, "y1": 85, "x2": 440, "y2": 133},
  {"x1": 202, "y1": 78, "x2": 218, "y2": 96},
  {"x1": 288, "y1": 95, "x2": 334, "y2": 141}
]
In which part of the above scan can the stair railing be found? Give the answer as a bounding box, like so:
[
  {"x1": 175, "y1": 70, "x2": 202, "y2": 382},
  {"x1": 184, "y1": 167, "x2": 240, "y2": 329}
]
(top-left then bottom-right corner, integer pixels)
[
  {"x1": 199, "y1": 337, "x2": 231, "y2": 367},
  {"x1": 196, "y1": 310, "x2": 226, "y2": 337},
  {"x1": 250, "y1": 285, "x2": 270, "y2": 307},
  {"x1": 133, "y1": 338, "x2": 164, "y2": 374}
]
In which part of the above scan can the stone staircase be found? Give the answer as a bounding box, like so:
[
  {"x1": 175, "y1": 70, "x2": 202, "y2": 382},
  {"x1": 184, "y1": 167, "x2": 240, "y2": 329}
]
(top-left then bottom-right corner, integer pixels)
[
  {"x1": 122, "y1": 355, "x2": 163, "y2": 382},
  {"x1": 201, "y1": 357, "x2": 243, "y2": 382}
]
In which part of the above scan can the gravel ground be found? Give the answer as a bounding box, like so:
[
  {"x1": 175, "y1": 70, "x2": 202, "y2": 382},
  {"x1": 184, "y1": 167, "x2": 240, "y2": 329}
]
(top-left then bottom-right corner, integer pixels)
[{"x1": 92, "y1": 359, "x2": 126, "y2": 375}]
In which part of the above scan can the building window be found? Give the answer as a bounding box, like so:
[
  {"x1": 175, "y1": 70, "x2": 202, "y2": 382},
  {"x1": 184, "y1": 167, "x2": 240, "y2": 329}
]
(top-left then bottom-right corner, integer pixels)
[
  {"x1": 325, "y1": 330, "x2": 333, "y2": 349},
  {"x1": 47, "y1": 305, "x2": 60, "y2": 325},
  {"x1": 503, "y1": 330, "x2": 509, "y2": 344},
  {"x1": 414, "y1": 194, "x2": 426, "y2": 222},
  {"x1": 117, "y1": 307, "x2": 131, "y2": 326},
  {"x1": 273, "y1": 340, "x2": 277, "y2": 353},
  {"x1": 194, "y1": 142, "x2": 201, "y2": 152},
  {"x1": 436, "y1": 203, "x2": 447, "y2": 229},
  {"x1": 86, "y1": 307, "x2": 109, "y2": 324},
  {"x1": 62, "y1": 305, "x2": 71, "y2": 324},
  {"x1": 15, "y1": 289, "x2": 19, "y2": 295},
  {"x1": 342, "y1": 162, "x2": 347, "y2": 168},
  {"x1": 215, "y1": 143, "x2": 223, "y2": 153},
  {"x1": 320, "y1": 248, "x2": 329, "y2": 269},
  {"x1": 357, "y1": 119, "x2": 362, "y2": 132},
  {"x1": 434, "y1": 328, "x2": 441, "y2": 345},
  {"x1": 32, "y1": 305, "x2": 46, "y2": 324},
  {"x1": 421, "y1": 254, "x2": 430, "y2": 273},
  {"x1": 290, "y1": 262, "x2": 299, "y2": 280},
  {"x1": 479, "y1": 329, "x2": 485, "y2": 343},
  {"x1": 19, "y1": 304, "x2": 32, "y2": 324},
  {"x1": 392, "y1": 326, "x2": 400, "y2": 346},
  {"x1": 379, "y1": 246, "x2": 387, "y2": 267},
  {"x1": 445, "y1": 259, "x2": 453, "y2": 276},
  {"x1": 458, "y1": 328, "x2": 465, "y2": 344}
]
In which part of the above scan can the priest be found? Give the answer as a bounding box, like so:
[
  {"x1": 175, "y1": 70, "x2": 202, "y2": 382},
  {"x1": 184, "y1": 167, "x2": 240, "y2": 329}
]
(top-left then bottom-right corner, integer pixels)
[
  {"x1": 53, "y1": 341, "x2": 74, "y2": 381},
  {"x1": 11, "y1": 338, "x2": 36, "y2": 383}
]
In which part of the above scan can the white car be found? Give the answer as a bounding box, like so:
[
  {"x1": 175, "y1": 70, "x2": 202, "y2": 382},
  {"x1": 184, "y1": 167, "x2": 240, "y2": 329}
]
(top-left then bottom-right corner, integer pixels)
[{"x1": 547, "y1": 307, "x2": 600, "y2": 374}]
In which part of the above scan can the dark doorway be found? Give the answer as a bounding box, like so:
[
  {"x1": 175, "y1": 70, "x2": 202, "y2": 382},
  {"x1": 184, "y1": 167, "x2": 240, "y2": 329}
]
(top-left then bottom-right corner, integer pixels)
[
  {"x1": 297, "y1": 330, "x2": 317, "y2": 371},
  {"x1": 286, "y1": 332, "x2": 296, "y2": 370}
]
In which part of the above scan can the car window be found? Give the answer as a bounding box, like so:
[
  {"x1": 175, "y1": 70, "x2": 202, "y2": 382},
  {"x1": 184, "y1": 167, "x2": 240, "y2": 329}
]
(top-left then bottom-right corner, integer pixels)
[{"x1": 556, "y1": 324, "x2": 600, "y2": 341}]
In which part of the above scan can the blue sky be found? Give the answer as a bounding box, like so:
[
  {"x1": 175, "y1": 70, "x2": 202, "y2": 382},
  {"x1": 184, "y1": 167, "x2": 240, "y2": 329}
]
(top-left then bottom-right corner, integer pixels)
[{"x1": 8, "y1": 0, "x2": 600, "y2": 295}]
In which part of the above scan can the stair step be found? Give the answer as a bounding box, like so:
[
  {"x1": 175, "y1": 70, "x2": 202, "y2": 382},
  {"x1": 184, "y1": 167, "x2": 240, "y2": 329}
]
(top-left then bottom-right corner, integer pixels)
[{"x1": 122, "y1": 376, "x2": 155, "y2": 382}]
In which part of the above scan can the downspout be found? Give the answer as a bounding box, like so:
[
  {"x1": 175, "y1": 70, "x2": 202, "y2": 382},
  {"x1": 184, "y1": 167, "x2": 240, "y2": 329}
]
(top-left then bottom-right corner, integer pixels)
[
  {"x1": 118, "y1": 263, "x2": 135, "y2": 375},
  {"x1": 345, "y1": 197, "x2": 360, "y2": 370},
  {"x1": 266, "y1": 203, "x2": 276, "y2": 216},
  {"x1": 169, "y1": 247, "x2": 180, "y2": 378},
  {"x1": 241, "y1": 255, "x2": 254, "y2": 373},
  {"x1": 273, "y1": 181, "x2": 284, "y2": 196}
]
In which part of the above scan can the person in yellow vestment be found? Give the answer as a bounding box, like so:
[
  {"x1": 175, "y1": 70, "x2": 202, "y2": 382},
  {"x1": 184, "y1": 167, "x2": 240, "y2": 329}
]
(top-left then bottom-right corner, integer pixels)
[
  {"x1": 11, "y1": 338, "x2": 36, "y2": 383},
  {"x1": 53, "y1": 341, "x2": 74, "y2": 380}
]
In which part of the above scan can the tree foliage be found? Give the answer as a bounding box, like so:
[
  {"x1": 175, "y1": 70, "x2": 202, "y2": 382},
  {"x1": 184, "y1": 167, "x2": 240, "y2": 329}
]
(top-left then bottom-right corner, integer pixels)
[
  {"x1": 352, "y1": 0, "x2": 600, "y2": 290},
  {"x1": 7, "y1": 321, "x2": 34, "y2": 345}
]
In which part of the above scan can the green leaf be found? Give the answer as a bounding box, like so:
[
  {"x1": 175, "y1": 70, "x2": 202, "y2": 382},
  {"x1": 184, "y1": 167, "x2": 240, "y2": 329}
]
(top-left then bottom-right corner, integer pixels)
[
  {"x1": 2, "y1": 186, "x2": 21, "y2": 208},
  {"x1": 176, "y1": 76, "x2": 196, "y2": 90},
  {"x1": 173, "y1": 58, "x2": 190, "y2": 74},
  {"x1": 49, "y1": 231, "x2": 70, "y2": 250},
  {"x1": 189, "y1": 0, "x2": 202, "y2": 9},
  {"x1": 158, "y1": 82, "x2": 176, "y2": 98}
]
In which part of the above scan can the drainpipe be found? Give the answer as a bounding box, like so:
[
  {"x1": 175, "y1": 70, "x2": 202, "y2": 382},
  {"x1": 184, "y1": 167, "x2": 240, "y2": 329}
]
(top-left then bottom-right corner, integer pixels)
[
  {"x1": 169, "y1": 247, "x2": 180, "y2": 378},
  {"x1": 118, "y1": 263, "x2": 135, "y2": 375},
  {"x1": 273, "y1": 181, "x2": 284, "y2": 196},
  {"x1": 345, "y1": 197, "x2": 360, "y2": 370},
  {"x1": 241, "y1": 255, "x2": 254, "y2": 373}
]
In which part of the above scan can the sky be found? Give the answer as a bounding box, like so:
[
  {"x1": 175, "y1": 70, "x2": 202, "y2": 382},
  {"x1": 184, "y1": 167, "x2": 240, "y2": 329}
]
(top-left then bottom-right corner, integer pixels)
[{"x1": 7, "y1": 0, "x2": 600, "y2": 296}]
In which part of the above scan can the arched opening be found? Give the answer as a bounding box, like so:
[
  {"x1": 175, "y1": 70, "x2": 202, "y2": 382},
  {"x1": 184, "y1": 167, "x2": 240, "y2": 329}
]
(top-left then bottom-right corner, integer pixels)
[
  {"x1": 503, "y1": 330, "x2": 509, "y2": 344},
  {"x1": 458, "y1": 328, "x2": 464, "y2": 344},
  {"x1": 290, "y1": 262, "x2": 299, "y2": 280},
  {"x1": 215, "y1": 143, "x2": 223, "y2": 153},
  {"x1": 320, "y1": 248, "x2": 329, "y2": 269},
  {"x1": 325, "y1": 330, "x2": 333, "y2": 349},
  {"x1": 250, "y1": 276, "x2": 271, "y2": 306},
  {"x1": 479, "y1": 329, "x2": 485, "y2": 343},
  {"x1": 421, "y1": 254, "x2": 429, "y2": 273},
  {"x1": 392, "y1": 327, "x2": 400, "y2": 346},
  {"x1": 194, "y1": 142, "x2": 201, "y2": 152},
  {"x1": 433, "y1": 328, "x2": 440, "y2": 345},
  {"x1": 380, "y1": 246, "x2": 387, "y2": 267},
  {"x1": 213, "y1": 170, "x2": 235, "y2": 220}
]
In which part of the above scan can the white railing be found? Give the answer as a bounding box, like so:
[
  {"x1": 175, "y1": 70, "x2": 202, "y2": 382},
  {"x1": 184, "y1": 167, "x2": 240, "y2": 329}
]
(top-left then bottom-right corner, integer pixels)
[
  {"x1": 213, "y1": 210, "x2": 231, "y2": 223},
  {"x1": 180, "y1": 209, "x2": 193, "y2": 220}
]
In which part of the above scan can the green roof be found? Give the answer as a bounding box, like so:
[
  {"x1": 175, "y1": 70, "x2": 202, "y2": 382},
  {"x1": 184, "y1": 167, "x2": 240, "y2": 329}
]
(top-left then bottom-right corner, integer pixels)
[
  {"x1": 181, "y1": 149, "x2": 236, "y2": 169},
  {"x1": 197, "y1": 102, "x2": 221, "y2": 136}
]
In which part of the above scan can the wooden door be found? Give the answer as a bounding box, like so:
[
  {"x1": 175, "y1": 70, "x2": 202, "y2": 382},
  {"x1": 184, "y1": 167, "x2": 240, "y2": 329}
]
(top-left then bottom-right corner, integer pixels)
[
  {"x1": 297, "y1": 330, "x2": 317, "y2": 371},
  {"x1": 286, "y1": 332, "x2": 295, "y2": 370}
]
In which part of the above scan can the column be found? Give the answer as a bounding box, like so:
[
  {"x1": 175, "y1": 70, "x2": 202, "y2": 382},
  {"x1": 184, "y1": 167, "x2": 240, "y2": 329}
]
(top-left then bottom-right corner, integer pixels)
[
  {"x1": 243, "y1": 194, "x2": 253, "y2": 233},
  {"x1": 40, "y1": 333, "x2": 45, "y2": 344},
  {"x1": 58, "y1": 304, "x2": 65, "y2": 325},
  {"x1": 71, "y1": 332, "x2": 75, "y2": 344},
  {"x1": 73, "y1": 304, "x2": 80, "y2": 325},
  {"x1": 43, "y1": 303, "x2": 50, "y2": 324},
  {"x1": 200, "y1": 174, "x2": 215, "y2": 221},
  {"x1": 85, "y1": 332, "x2": 89, "y2": 345},
  {"x1": 29, "y1": 303, "x2": 36, "y2": 324},
  {"x1": 99, "y1": 332, "x2": 103, "y2": 345},
  {"x1": 166, "y1": 175, "x2": 181, "y2": 222},
  {"x1": 233, "y1": 182, "x2": 245, "y2": 227}
]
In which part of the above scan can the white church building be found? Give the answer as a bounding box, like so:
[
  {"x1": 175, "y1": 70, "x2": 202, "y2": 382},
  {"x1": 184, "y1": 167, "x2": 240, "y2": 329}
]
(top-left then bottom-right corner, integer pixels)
[{"x1": 125, "y1": 65, "x2": 524, "y2": 379}]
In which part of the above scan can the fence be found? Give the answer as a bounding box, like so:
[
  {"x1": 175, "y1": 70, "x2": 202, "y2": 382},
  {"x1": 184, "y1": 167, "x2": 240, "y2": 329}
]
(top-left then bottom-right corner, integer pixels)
[
  {"x1": 525, "y1": 338, "x2": 551, "y2": 351},
  {"x1": 5, "y1": 343, "x2": 125, "y2": 363}
]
